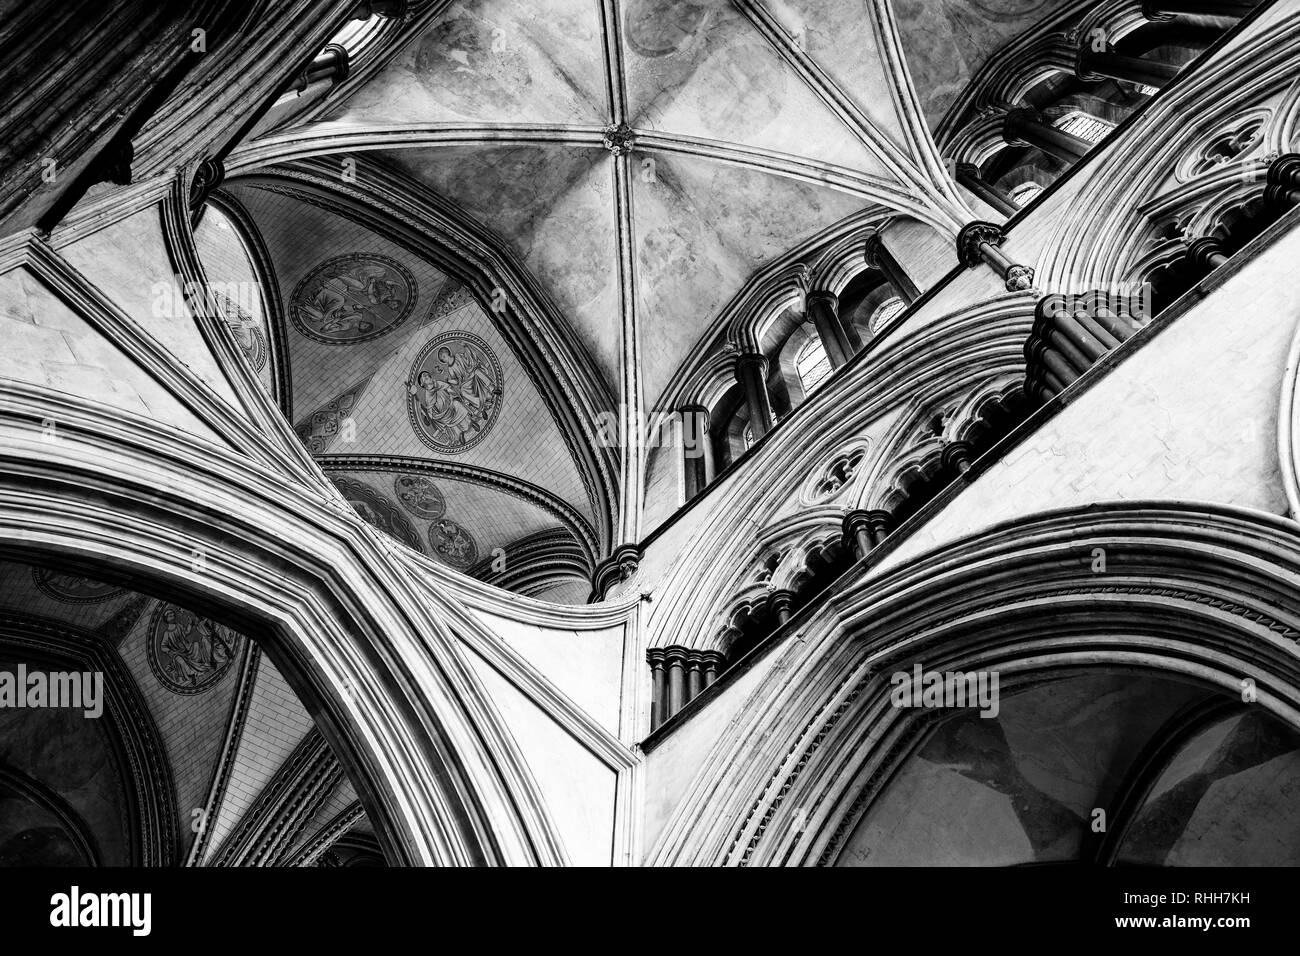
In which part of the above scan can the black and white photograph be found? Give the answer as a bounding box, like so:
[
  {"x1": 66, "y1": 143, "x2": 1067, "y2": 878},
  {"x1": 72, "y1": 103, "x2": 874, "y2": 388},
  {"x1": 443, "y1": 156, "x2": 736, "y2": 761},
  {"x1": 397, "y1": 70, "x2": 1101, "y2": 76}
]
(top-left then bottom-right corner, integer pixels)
[{"x1": 0, "y1": 0, "x2": 1292, "y2": 939}]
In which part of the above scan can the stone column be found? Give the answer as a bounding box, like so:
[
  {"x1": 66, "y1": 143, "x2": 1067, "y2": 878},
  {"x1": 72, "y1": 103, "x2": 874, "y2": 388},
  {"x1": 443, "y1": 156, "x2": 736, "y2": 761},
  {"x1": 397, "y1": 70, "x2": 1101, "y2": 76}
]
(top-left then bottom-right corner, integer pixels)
[
  {"x1": 283, "y1": 43, "x2": 350, "y2": 95},
  {"x1": 864, "y1": 232, "x2": 921, "y2": 305},
  {"x1": 665, "y1": 646, "x2": 688, "y2": 721},
  {"x1": 1265, "y1": 153, "x2": 1300, "y2": 207},
  {"x1": 806, "y1": 291, "x2": 853, "y2": 368},
  {"x1": 1186, "y1": 236, "x2": 1230, "y2": 271},
  {"x1": 769, "y1": 589, "x2": 795, "y2": 625},
  {"x1": 686, "y1": 650, "x2": 706, "y2": 702},
  {"x1": 1078, "y1": 50, "x2": 1180, "y2": 88},
  {"x1": 842, "y1": 510, "x2": 875, "y2": 560},
  {"x1": 957, "y1": 221, "x2": 1036, "y2": 292},
  {"x1": 942, "y1": 442, "x2": 974, "y2": 475},
  {"x1": 1004, "y1": 109, "x2": 1091, "y2": 165},
  {"x1": 702, "y1": 651, "x2": 725, "y2": 688},
  {"x1": 679, "y1": 404, "x2": 711, "y2": 499},
  {"x1": 735, "y1": 352, "x2": 774, "y2": 438},
  {"x1": 866, "y1": 510, "x2": 892, "y2": 547},
  {"x1": 647, "y1": 649, "x2": 667, "y2": 731},
  {"x1": 955, "y1": 162, "x2": 1020, "y2": 217}
]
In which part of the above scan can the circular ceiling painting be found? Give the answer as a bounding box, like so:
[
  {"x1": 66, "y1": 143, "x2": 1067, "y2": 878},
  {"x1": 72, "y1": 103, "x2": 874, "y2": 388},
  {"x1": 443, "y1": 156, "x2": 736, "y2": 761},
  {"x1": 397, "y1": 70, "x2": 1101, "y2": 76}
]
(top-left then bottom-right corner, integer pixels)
[
  {"x1": 407, "y1": 332, "x2": 504, "y2": 453},
  {"x1": 31, "y1": 568, "x2": 124, "y2": 605},
  {"x1": 290, "y1": 253, "x2": 417, "y2": 344},
  {"x1": 430, "y1": 518, "x2": 479, "y2": 569},
  {"x1": 393, "y1": 475, "x2": 446, "y2": 520},
  {"x1": 330, "y1": 476, "x2": 426, "y2": 554},
  {"x1": 147, "y1": 605, "x2": 242, "y2": 695}
]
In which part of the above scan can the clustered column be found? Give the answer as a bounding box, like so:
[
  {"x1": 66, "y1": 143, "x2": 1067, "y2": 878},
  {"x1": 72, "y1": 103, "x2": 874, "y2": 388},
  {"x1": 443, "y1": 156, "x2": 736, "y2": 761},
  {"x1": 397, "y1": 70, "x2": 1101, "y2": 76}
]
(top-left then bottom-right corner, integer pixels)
[
  {"x1": 648, "y1": 646, "x2": 727, "y2": 731},
  {"x1": 1024, "y1": 291, "x2": 1147, "y2": 403},
  {"x1": 841, "y1": 509, "x2": 893, "y2": 561}
]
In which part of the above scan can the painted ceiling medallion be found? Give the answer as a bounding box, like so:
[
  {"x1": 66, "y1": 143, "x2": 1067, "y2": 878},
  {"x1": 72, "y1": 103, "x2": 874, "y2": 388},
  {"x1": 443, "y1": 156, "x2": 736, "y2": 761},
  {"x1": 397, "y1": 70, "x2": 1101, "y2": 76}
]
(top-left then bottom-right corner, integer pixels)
[
  {"x1": 330, "y1": 476, "x2": 426, "y2": 554},
  {"x1": 407, "y1": 332, "x2": 504, "y2": 453},
  {"x1": 32, "y1": 567, "x2": 124, "y2": 604},
  {"x1": 289, "y1": 253, "x2": 416, "y2": 344},
  {"x1": 147, "y1": 605, "x2": 241, "y2": 695},
  {"x1": 393, "y1": 474, "x2": 446, "y2": 520},
  {"x1": 430, "y1": 518, "x2": 479, "y2": 569}
]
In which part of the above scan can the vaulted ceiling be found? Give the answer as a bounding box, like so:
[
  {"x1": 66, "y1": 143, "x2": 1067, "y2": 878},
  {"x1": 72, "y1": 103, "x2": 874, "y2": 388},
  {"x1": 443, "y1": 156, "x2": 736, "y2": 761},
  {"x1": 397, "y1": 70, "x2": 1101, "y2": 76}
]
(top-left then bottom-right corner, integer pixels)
[
  {"x1": 0, "y1": 560, "x2": 380, "y2": 867},
  {"x1": 218, "y1": 0, "x2": 1073, "y2": 598}
]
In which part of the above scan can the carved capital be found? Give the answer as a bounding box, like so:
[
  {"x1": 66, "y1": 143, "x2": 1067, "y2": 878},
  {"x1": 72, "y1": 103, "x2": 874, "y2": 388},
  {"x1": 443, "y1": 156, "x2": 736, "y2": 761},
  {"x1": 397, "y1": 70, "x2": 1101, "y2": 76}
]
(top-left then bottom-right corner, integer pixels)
[
  {"x1": 956, "y1": 219, "x2": 1005, "y2": 267},
  {"x1": 588, "y1": 543, "x2": 642, "y2": 601},
  {"x1": 1004, "y1": 263, "x2": 1035, "y2": 292}
]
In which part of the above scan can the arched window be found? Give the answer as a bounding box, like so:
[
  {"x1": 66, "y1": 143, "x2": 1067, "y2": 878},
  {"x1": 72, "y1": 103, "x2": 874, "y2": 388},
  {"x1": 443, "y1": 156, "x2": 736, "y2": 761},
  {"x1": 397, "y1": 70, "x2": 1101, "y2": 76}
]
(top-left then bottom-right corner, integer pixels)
[
  {"x1": 868, "y1": 296, "x2": 905, "y2": 334},
  {"x1": 795, "y1": 337, "x2": 832, "y2": 395},
  {"x1": 1054, "y1": 110, "x2": 1114, "y2": 145}
]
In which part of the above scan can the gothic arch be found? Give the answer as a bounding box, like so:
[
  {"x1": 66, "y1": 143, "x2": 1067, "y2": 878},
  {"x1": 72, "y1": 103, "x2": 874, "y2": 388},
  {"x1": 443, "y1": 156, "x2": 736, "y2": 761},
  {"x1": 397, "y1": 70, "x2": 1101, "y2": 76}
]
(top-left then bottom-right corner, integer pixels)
[
  {"x1": 0, "y1": 387, "x2": 564, "y2": 866},
  {"x1": 647, "y1": 503, "x2": 1300, "y2": 865}
]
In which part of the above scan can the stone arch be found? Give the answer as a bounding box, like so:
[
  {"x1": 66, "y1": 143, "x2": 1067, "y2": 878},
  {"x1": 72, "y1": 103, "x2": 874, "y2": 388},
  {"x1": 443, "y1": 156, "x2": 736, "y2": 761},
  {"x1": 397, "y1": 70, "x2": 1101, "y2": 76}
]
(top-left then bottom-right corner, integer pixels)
[
  {"x1": 0, "y1": 403, "x2": 561, "y2": 867},
  {"x1": 647, "y1": 503, "x2": 1300, "y2": 865}
]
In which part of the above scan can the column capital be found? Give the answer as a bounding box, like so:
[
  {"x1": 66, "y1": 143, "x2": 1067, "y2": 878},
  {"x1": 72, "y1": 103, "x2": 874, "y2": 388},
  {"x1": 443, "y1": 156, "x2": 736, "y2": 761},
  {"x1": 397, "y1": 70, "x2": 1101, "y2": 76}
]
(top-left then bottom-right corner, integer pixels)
[
  {"x1": 863, "y1": 231, "x2": 886, "y2": 268},
  {"x1": 805, "y1": 288, "x2": 839, "y2": 311},
  {"x1": 941, "y1": 442, "x2": 975, "y2": 474},
  {"x1": 189, "y1": 157, "x2": 225, "y2": 213},
  {"x1": 865, "y1": 509, "x2": 893, "y2": 534},
  {"x1": 734, "y1": 350, "x2": 768, "y2": 376},
  {"x1": 1267, "y1": 153, "x2": 1300, "y2": 188},
  {"x1": 842, "y1": 509, "x2": 873, "y2": 537},
  {"x1": 1001, "y1": 107, "x2": 1043, "y2": 148},
  {"x1": 1185, "y1": 235, "x2": 1228, "y2": 271},
  {"x1": 768, "y1": 588, "x2": 795, "y2": 622},
  {"x1": 663, "y1": 646, "x2": 691, "y2": 671},
  {"x1": 956, "y1": 220, "x2": 1006, "y2": 267},
  {"x1": 588, "y1": 543, "x2": 642, "y2": 602}
]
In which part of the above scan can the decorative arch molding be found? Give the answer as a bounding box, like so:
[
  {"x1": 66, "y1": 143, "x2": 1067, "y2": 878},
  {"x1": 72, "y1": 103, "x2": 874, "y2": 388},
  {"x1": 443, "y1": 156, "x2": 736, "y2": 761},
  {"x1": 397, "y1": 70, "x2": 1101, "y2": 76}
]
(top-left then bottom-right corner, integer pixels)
[
  {"x1": 203, "y1": 187, "x2": 293, "y2": 416},
  {"x1": 647, "y1": 502, "x2": 1300, "y2": 866},
  {"x1": 643, "y1": 296, "x2": 1035, "y2": 653},
  {"x1": 222, "y1": 160, "x2": 619, "y2": 554},
  {"x1": 0, "y1": 386, "x2": 566, "y2": 867},
  {"x1": 1032, "y1": 12, "x2": 1300, "y2": 293},
  {"x1": 316, "y1": 453, "x2": 598, "y2": 571},
  {"x1": 654, "y1": 210, "x2": 890, "y2": 415},
  {"x1": 853, "y1": 372, "x2": 1025, "y2": 513},
  {"x1": 0, "y1": 612, "x2": 179, "y2": 866},
  {"x1": 935, "y1": 0, "x2": 1153, "y2": 149},
  {"x1": 226, "y1": 123, "x2": 956, "y2": 230}
]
